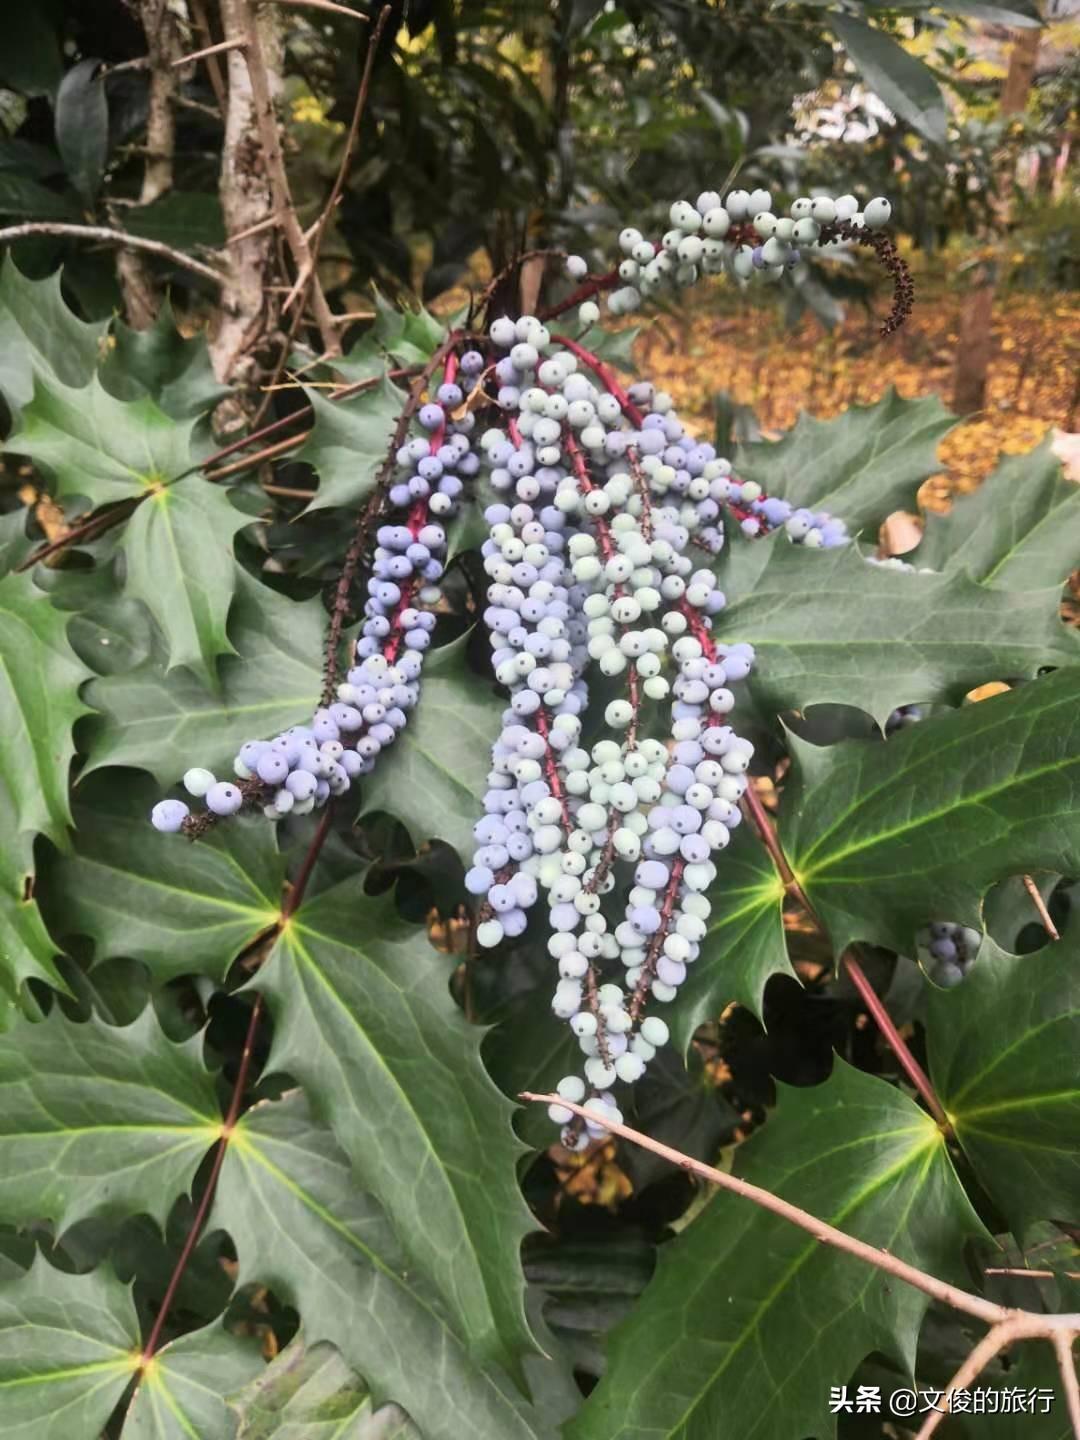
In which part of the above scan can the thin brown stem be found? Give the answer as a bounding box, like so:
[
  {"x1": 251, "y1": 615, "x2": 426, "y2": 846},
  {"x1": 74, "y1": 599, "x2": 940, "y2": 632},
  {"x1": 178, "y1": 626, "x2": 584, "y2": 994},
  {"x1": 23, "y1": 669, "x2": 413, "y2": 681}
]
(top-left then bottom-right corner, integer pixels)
[
  {"x1": 172, "y1": 37, "x2": 245, "y2": 65},
  {"x1": 238, "y1": 0, "x2": 339, "y2": 356},
  {"x1": 844, "y1": 950, "x2": 951, "y2": 1132},
  {"x1": 538, "y1": 268, "x2": 620, "y2": 322},
  {"x1": 195, "y1": 364, "x2": 421, "y2": 478},
  {"x1": 282, "y1": 805, "x2": 334, "y2": 917},
  {"x1": 312, "y1": 5, "x2": 390, "y2": 261},
  {"x1": 986, "y1": 1267, "x2": 1080, "y2": 1280},
  {"x1": 0, "y1": 224, "x2": 224, "y2": 285},
  {"x1": 737, "y1": 770, "x2": 950, "y2": 1131},
  {"x1": 321, "y1": 331, "x2": 461, "y2": 700},
  {"x1": 553, "y1": 333, "x2": 644, "y2": 426},
  {"x1": 913, "y1": 1323, "x2": 1016, "y2": 1438},
  {"x1": 520, "y1": 1092, "x2": 1014, "y2": 1327},
  {"x1": 142, "y1": 993, "x2": 264, "y2": 1361},
  {"x1": 477, "y1": 247, "x2": 568, "y2": 321},
  {"x1": 271, "y1": 0, "x2": 371, "y2": 19},
  {"x1": 1054, "y1": 1331, "x2": 1080, "y2": 1438},
  {"x1": 741, "y1": 783, "x2": 805, "y2": 904},
  {"x1": 15, "y1": 500, "x2": 139, "y2": 573},
  {"x1": 189, "y1": 0, "x2": 228, "y2": 110},
  {"x1": 222, "y1": 211, "x2": 282, "y2": 246},
  {"x1": 1024, "y1": 874, "x2": 1061, "y2": 940},
  {"x1": 629, "y1": 858, "x2": 685, "y2": 1022},
  {"x1": 262, "y1": 482, "x2": 316, "y2": 498},
  {"x1": 257, "y1": 4, "x2": 390, "y2": 419}
]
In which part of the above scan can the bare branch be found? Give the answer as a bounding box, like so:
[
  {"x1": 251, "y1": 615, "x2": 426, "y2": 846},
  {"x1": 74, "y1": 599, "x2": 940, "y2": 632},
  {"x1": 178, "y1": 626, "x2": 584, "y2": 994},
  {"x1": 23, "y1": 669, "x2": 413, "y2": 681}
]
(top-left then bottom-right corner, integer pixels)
[
  {"x1": 844, "y1": 950, "x2": 951, "y2": 1133},
  {"x1": 236, "y1": 0, "x2": 341, "y2": 356},
  {"x1": 985, "y1": 1266, "x2": 1080, "y2": 1280},
  {"x1": 0, "y1": 224, "x2": 224, "y2": 286},
  {"x1": 915, "y1": 1316, "x2": 1079, "y2": 1439},
  {"x1": 735, "y1": 768, "x2": 951, "y2": 1131},
  {"x1": 172, "y1": 37, "x2": 246, "y2": 66},
  {"x1": 254, "y1": 3, "x2": 391, "y2": 418},
  {"x1": 1024, "y1": 874, "x2": 1061, "y2": 940},
  {"x1": 521, "y1": 1092, "x2": 1012, "y2": 1326},
  {"x1": 1055, "y1": 1331, "x2": 1080, "y2": 1439},
  {"x1": 913, "y1": 1322, "x2": 1018, "y2": 1439},
  {"x1": 190, "y1": 0, "x2": 229, "y2": 111},
  {"x1": 271, "y1": 0, "x2": 372, "y2": 20}
]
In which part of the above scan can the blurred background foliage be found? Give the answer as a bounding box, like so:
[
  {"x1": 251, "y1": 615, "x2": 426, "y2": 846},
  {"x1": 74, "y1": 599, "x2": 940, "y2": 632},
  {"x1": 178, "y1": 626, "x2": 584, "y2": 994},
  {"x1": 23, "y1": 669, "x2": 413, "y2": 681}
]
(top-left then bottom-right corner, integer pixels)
[
  {"x1": 0, "y1": 0, "x2": 1076, "y2": 504},
  {"x1": 0, "y1": 0, "x2": 1074, "y2": 300}
]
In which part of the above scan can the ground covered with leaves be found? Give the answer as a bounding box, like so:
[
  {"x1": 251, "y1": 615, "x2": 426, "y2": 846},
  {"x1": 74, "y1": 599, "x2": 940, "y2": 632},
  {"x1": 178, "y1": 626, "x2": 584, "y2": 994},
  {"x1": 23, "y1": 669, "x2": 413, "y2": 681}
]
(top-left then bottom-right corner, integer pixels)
[{"x1": 634, "y1": 263, "x2": 1079, "y2": 508}]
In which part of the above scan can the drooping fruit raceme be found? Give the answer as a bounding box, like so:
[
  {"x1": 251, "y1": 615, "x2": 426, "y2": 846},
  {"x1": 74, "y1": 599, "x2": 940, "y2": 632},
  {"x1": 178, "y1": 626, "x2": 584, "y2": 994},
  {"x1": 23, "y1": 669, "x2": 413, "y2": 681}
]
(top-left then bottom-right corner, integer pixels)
[
  {"x1": 149, "y1": 364, "x2": 475, "y2": 836},
  {"x1": 599, "y1": 187, "x2": 895, "y2": 315},
  {"x1": 465, "y1": 311, "x2": 767, "y2": 1144}
]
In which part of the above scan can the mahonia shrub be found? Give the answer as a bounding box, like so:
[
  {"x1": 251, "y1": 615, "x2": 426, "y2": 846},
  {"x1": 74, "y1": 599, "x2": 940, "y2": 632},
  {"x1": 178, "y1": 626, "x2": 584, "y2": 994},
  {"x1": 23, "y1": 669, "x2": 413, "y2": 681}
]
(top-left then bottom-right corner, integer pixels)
[{"x1": 0, "y1": 181, "x2": 1077, "y2": 1440}]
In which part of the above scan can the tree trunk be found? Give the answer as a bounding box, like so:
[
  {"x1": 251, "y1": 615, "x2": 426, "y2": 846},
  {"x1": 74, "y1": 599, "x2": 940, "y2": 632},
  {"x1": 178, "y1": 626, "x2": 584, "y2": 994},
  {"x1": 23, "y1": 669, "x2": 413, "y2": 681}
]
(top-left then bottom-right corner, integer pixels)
[
  {"x1": 209, "y1": 0, "x2": 281, "y2": 390},
  {"x1": 951, "y1": 24, "x2": 1040, "y2": 415},
  {"x1": 116, "y1": 0, "x2": 182, "y2": 328}
]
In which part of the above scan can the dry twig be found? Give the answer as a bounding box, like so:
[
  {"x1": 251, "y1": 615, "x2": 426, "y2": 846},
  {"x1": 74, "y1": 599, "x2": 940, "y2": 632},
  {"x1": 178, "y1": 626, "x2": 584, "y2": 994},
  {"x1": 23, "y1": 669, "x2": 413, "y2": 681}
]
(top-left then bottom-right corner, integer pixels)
[
  {"x1": 522, "y1": 1093, "x2": 1080, "y2": 1436},
  {"x1": 0, "y1": 224, "x2": 224, "y2": 286}
]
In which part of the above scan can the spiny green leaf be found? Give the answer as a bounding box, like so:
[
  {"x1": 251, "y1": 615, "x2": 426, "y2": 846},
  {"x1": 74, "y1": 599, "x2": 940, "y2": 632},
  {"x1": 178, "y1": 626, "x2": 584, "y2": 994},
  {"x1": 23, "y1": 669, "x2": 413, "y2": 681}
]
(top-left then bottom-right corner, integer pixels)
[
  {"x1": 571, "y1": 1064, "x2": 987, "y2": 1440},
  {"x1": 294, "y1": 379, "x2": 406, "y2": 513},
  {"x1": 734, "y1": 389, "x2": 954, "y2": 535},
  {"x1": 254, "y1": 876, "x2": 538, "y2": 1375},
  {"x1": 0, "y1": 1254, "x2": 140, "y2": 1439},
  {"x1": 44, "y1": 780, "x2": 283, "y2": 983},
  {"x1": 230, "y1": 1336, "x2": 418, "y2": 1440},
  {"x1": 0, "y1": 508, "x2": 33, "y2": 575},
  {"x1": 358, "y1": 632, "x2": 504, "y2": 860},
  {"x1": 121, "y1": 481, "x2": 248, "y2": 687},
  {"x1": 914, "y1": 437, "x2": 1080, "y2": 591},
  {"x1": 0, "y1": 570, "x2": 93, "y2": 846},
  {"x1": 371, "y1": 291, "x2": 446, "y2": 365},
  {"x1": 714, "y1": 535, "x2": 1079, "y2": 728},
  {"x1": 11, "y1": 375, "x2": 246, "y2": 682},
  {"x1": 928, "y1": 939, "x2": 1080, "y2": 1240},
  {"x1": 0, "y1": 259, "x2": 106, "y2": 417},
  {"x1": 82, "y1": 569, "x2": 325, "y2": 784},
  {"x1": 0, "y1": 788, "x2": 62, "y2": 1005},
  {"x1": 38, "y1": 559, "x2": 155, "y2": 675},
  {"x1": 214, "y1": 1091, "x2": 549, "y2": 1440},
  {"x1": 783, "y1": 668, "x2": 1080, "y2": 956},
  {"x1": 675, "y1": 820, "x2": 788, "y2": 1034},
  {"x1": 9, "y1": 375, "x2": 194, "y2": 508},
  {"x1": 331, "y1": 335, "x2": 391, "y2": 386},
  {"x1": 484, "y1": 988, "x2": 581, "y2": 1151},
  {"x1": 0, "y1": 1008, "x2": 221, "y2": 1233},
  {"x1": 124, "y1": 1320, "x2": 263, "y2": 1440},
  {"x1": 829, "y1": 15, "x2": 948, "y2": 145},
  {"x1": 101, "y1": 302, "x2": 229, "y2": 421}
]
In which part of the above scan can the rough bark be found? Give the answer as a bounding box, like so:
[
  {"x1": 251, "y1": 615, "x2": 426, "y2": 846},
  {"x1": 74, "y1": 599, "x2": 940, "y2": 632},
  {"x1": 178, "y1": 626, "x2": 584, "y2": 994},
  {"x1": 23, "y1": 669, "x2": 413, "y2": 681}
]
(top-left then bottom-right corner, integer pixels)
[
  {"x1": 116, "y1": 0, "x2": 183, "y2": 328},
  {"x1": 237, "y1": 0, "x2": 340, "y2": 357},
  {"x1": 209, "y1": 0, "x2": 281, "y2": 389}
]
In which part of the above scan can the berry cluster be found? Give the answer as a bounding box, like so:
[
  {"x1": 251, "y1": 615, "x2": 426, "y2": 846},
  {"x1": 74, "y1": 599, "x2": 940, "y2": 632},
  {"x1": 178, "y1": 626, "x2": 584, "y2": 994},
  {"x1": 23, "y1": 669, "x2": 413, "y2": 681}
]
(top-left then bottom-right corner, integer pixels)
[
  {"x1": 150, "y1": 358, "x2": 477, "y2": 836},
  {"x1": 565, "y1": 189, "x2": 892, "y2": 318},
  {"x1": 918, "y1": 921, "x2": 981, "y2": 988},
  {"x1": 466, "y1": 311, "x2": 766, "y2": 1145}
]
